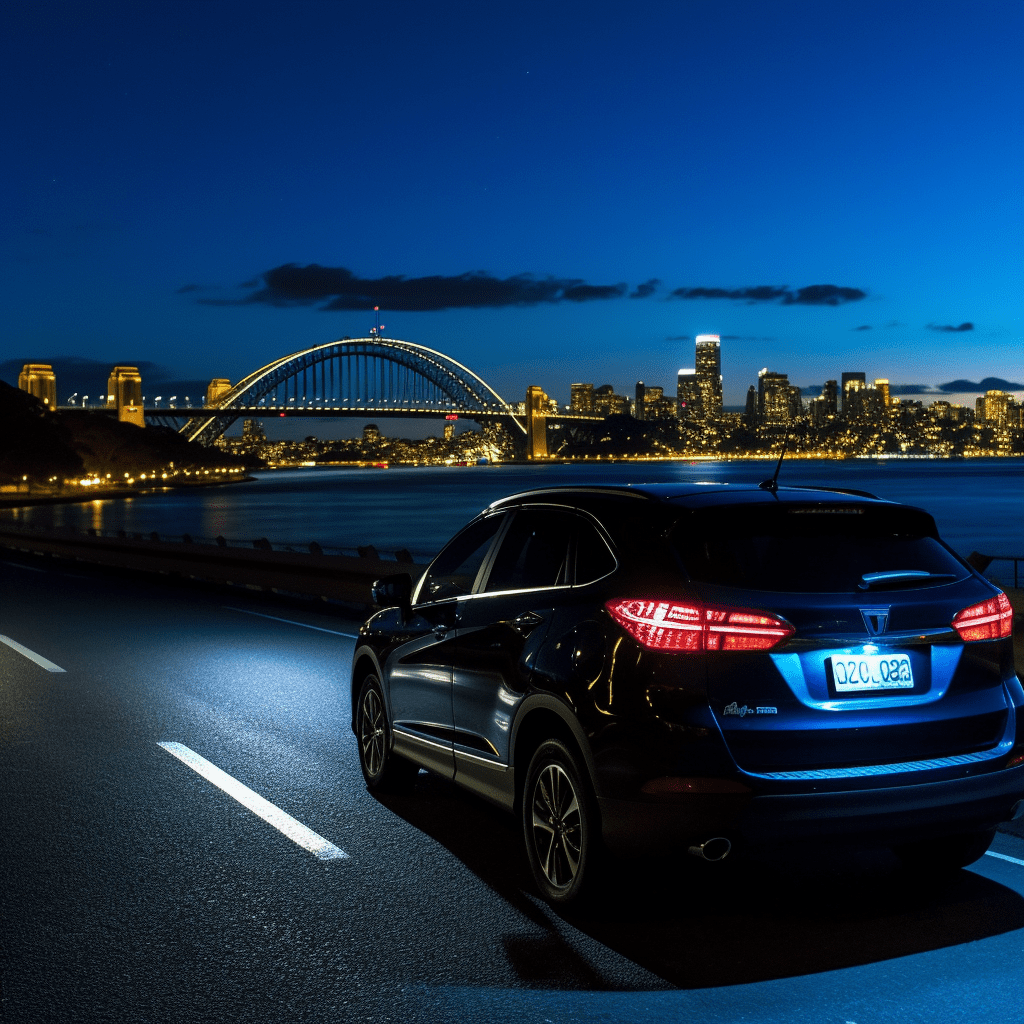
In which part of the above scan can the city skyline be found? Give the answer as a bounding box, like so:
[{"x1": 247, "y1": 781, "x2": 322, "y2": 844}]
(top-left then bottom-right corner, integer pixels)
[{"x1": 2, "y1": 1, "x2": 1022, "y2": 415}]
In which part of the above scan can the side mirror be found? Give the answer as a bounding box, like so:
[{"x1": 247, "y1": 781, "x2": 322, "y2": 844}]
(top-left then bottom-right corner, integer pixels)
[{"x1": 371, "y1": 572, "x2": 413, "y2": 618}]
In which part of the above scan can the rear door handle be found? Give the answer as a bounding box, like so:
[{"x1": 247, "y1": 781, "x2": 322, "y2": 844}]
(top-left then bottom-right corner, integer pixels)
[{"x1": 512, "y1": 611, "x2": 545, "y2": 636}]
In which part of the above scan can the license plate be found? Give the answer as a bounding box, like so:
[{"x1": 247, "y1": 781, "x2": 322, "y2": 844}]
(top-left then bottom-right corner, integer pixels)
[{"x1": 829, "y1": 653, "x2": 914, "y2": 692}]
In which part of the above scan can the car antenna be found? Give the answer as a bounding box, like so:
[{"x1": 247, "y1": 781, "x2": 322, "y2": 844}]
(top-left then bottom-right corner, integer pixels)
[{"x1": 758, "y1": 430, "x2": 790, "y2": 495}]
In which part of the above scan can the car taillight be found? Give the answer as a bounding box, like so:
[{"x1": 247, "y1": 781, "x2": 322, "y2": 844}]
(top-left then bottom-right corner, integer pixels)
[
  {"x1": 606, "y1": 599, "x2": 794, "y2": 652},
  {"x1": 952, "y1": 592, "x2": 1013, "y2": 641}
]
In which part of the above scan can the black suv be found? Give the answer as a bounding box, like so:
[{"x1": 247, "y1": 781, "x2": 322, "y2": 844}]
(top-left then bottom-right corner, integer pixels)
[{"x1": 351, "y1": 484, "x2": 1024, "y2": 902}]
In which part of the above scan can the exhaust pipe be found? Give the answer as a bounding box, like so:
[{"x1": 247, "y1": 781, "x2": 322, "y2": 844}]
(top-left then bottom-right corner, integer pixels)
[{"x1": 688, "y1": 837, "x2": 732, "y2": 862}]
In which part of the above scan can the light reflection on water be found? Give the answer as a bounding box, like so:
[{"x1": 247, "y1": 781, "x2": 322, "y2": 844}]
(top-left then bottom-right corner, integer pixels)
[{"x1": 3, "y1": 460, "x2": 1021, "y2": 563}]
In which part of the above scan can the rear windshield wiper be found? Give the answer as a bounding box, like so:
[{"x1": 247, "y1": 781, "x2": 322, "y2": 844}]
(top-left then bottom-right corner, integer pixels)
[{"x1": 858, "y1": 570, "x2": 959, "y2": 590}]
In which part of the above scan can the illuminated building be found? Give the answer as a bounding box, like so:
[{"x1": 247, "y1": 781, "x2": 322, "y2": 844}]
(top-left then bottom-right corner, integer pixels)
[
  {"x1": 982, "y1": 389, "x2": 1016, "y2": 427},
  {"x1": 808, "y1": 395, "x2": 829, "y2": 427},
  {"x1": 593, "y1": 385, "x2": 629, "y2": 417},
  {"x1": 363, "y1": 423, "x2": 381, "y2": 442},
  {"x1": 695, "y1": 334, "x2": 723, "y2": 419},
  {"x1": 841, "y1": 372, "x2": 866, "y2": 415},
  {"x1": 106, "y1": 365, "x2": 145, "y2": 427},
  {"x1": 570, "y1": 383, "x2": 594, "y2": 413},
  {"x1": 677, "y1": 370, "x2": 703, "y2": 422},
  {"x1": 242, "y1": 418, "x2": 266, "y2": 440},
  {"x1": 641, "y1": 385, "x2": 675, "y2": 419},
  {"x1": 206, "y1": 378, "x2": 232, "y2": 406},
  {"x1": 635, "y1": 381, "x2": 646, "y2": 420},
  {"x1": 788, "y1": 385, "x2": 804, "y2": 420},
  {"x1": 18, "y1": 363, "x2": 57, "y2": 408},
  {"x1": 757, "y1": 368, "x2": 792, "y2": 427},
  {"x1": 822, "y1": 380, "x2": 838, "y2": 417}
]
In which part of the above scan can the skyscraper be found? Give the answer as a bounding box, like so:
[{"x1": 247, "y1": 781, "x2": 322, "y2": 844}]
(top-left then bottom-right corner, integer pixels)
[
  {"x1": 757, "y1": 368, "x2": 791, "y2": 427},
  {"x1": 677, "y1": 369, "x2": 703, "y2": 421},
  {"x1": 570, "y1": 383, "x2": 594, "y2": 413},
  {"x1": 841, "y1": 372, "x2": 866, "y2": 415},
  {"x1": 695, "y1": 334, "x2": 722, "y2": 420},
  {"x1": 823, "y1": 380, "x2": 838, "y2": 418}
]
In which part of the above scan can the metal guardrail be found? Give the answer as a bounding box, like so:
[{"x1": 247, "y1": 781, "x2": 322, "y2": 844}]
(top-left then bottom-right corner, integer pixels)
[
  {"x1": 76, "y1": 526, "x2": 425, "y2": 564},
  {"x1": 0, "y1": 523, "x2": 427, "y2": 607}
]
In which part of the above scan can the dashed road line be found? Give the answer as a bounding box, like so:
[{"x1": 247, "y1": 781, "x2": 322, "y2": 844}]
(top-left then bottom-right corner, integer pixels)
[
  {"x1": 0, "y1": 634, "x2": 66, "y2": 672},
  {"x1": 985, "y1": 850, "x2": 1024, "y2": 867},
  {"x1": 158, "y1": 742, "x2": 348, "y2": 861},
  {"x1": 223, "y1": 606, "x2": 359, "y2": 638}
]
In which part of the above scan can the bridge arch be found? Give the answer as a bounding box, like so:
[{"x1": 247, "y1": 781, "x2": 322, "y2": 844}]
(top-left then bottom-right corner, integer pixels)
[{"x1": 181, "y1": 337, "x2": 524, "y2": 444}]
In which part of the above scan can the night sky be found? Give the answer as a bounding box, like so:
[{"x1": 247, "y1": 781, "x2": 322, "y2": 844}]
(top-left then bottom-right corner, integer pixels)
[{"x1": 3, "y1": 0, "x2": 1022, "y2": 430}]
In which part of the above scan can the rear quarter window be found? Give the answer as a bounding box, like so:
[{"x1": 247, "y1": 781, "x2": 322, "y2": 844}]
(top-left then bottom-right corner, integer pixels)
[{"x1": 672, "y1": 504, "x2": 969, "y2": 593}]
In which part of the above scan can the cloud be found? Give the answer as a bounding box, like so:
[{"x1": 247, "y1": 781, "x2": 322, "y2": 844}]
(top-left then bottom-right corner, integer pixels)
[
  {"x1": 668, "y1": 283, "x2": 866, "y2": 306},
  {"x1": 176, "y1": 283, "x2": 215, "y2": 294},
  {"x1": 783, "y1": 284, "x2": 867, "y2": 306},
  {"x1": 927, "y1": 322, "x2": 974, "y2": 332},
  {"x1": 852, "y1": 324, "x2": 872, "y2": 331},
  {"x1": 669, "y1": 285, "x2": 789, "y2": 302},
  {"x1": 630, "y1": 279, "x2": 660, "y2": 299},
  {"x1": 200, "y1": 264, "x2": 631, "y2": 311}
]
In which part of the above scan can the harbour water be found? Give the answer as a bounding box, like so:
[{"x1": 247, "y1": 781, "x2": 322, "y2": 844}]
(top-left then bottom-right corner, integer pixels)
[{"x1": 3, "y1": 459, "x2": 1021, "y2": 568}]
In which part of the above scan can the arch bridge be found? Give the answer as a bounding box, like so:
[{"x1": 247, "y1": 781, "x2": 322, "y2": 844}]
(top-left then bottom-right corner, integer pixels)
[{"x1": 178, "y1": 337, "x2": 528, "y2": 445}]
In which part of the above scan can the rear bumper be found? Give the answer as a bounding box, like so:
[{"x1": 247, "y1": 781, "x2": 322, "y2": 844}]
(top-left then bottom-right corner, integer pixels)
[{"x1": 598, "y1": 762, "x2": 1024, "y2": 855}]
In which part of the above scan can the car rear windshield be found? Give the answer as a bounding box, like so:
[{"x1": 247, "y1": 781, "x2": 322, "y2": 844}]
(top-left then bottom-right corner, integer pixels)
[{"x1": 670, "y1": 503, "x2": 969, "y2": 593}]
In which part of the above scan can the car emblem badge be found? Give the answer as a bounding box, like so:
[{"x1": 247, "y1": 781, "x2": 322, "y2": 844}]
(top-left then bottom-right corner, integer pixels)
[{"x1": 860, "y1": 607, "x2": 890, "y2": 635}]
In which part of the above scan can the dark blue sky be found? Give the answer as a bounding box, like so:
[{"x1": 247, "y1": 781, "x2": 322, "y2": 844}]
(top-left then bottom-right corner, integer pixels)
[{"x1": 3, "y1": 0, "x2": 1022, "y2": 417}]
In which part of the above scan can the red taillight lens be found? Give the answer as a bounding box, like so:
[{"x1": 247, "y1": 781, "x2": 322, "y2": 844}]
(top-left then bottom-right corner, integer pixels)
[
  {"x1": 606, "y1": 599, "x2": 794, "y2": 652},
  {"x1": 952, "y1": 592, "x2": 1013, "y2": 641}
]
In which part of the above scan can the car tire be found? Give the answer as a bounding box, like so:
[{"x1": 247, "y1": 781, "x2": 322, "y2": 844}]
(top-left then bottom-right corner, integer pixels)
[
  {"x1": 522, "y1": 739, "x2": 600, "y2": 904},
  {"x1": 893, "y1": 828, "x2": 996, "y2": 874},
  {"x1": 356, "y1": 673, "x2": 417, "y2": 793}
]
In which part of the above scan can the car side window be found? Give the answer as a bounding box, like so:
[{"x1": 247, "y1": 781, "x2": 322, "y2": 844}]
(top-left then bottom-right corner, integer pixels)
[
  {"x1": 575, "y1": 520, "x2": 617, "y2": 584},
  {"x1": 419, "y1": 513, "x2": 504, "y2": 602},
  {"x1": 483, "y1": 509, "x2": 574, "y2": 593}
]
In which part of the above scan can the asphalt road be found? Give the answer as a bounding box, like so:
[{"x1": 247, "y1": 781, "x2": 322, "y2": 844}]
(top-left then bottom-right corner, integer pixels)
[{"x1": 2, "y1": 553, "x2": 1023, "y2": 1023}]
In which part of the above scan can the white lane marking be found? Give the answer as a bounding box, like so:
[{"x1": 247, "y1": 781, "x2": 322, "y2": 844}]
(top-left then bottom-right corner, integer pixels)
[
  {"x1": 0, "y1": 561, "x2": 47, "y2": 573},
  {"x1": 985, "y1": 850, "x2": 1024, "y2": 867},
  {"x1": 158, "y1": 742, "x2": 348, "y2": 861},
  {"x1": 223, "y1": 606, "x2": 359, "y2": 638},
  {"x1": 0, "y1": 634, "x2": 66, "y2": 672}
]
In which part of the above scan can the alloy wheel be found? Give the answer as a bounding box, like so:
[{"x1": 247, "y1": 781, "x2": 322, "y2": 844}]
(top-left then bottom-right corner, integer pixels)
[
  {"x1": 360, "y1": 686, "x2": 386, "y2": 778},
  {"x1": 530, "y1": 762, "x2": 583, "y2": 890}
]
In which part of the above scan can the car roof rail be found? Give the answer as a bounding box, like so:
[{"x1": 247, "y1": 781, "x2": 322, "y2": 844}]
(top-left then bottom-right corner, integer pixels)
[
  {"x1": 488, "y1": 486, "x2": 650, "y2": 508},
  {"x1": 784, "y1": 485, "x2": 881, "y2": 500}
]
